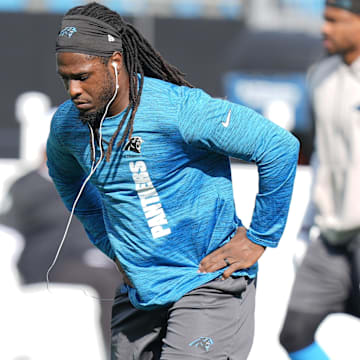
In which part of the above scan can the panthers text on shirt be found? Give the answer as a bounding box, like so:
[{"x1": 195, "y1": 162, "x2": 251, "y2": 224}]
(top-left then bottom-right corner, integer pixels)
[{"x1": 130, "y1": 161, "x2": 172, "y2": 239}]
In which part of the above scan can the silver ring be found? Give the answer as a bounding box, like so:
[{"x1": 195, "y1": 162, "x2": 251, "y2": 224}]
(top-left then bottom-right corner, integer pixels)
[{"x1": 224, "y1": 258, "x2": 231, "y2": 266}]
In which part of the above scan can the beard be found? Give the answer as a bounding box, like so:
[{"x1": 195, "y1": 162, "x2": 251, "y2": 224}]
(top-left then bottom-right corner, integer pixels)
[
  {"x1": 79, "y1": 70, "x2": 116, "y2": 130},
  {"x1": 79, "y1": 108, "x2": 104, "y2": 129}
]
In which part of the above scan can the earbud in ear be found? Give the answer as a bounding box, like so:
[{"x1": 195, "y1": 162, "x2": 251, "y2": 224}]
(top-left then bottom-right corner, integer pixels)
[{"x1": 112, "y1": 62, "x2": 119, "y2": 89}]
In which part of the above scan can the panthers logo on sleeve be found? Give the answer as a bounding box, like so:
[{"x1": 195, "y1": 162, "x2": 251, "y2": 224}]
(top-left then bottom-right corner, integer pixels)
[{"x1": 124, "y1": 136, "x2": 143, "y2": 153}]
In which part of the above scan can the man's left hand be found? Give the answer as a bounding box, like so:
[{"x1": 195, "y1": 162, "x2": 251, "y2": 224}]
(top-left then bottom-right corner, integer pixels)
[{"x1": 198, "y1": 226, "x2": 265, "y2": 279}]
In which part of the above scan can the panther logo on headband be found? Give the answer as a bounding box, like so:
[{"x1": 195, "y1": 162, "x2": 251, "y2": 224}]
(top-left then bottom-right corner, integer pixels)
[
  {"x1": 124, "y1": 137, "x2": 143, "y2": 153},
  {"x1": 59, "y1": 26, "x2": 77, "y2": 38}
]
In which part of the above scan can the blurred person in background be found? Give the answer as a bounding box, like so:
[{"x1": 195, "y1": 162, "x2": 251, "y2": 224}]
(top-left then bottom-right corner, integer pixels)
[
  {"x1": 48, "y1": 2, "x2": 299, "y2": 359},
  {"x1": 0, "y1": 121, "x2": 122, "y2": 353},
  {"x1": 279, "y1": 1, "x2": 360, "y2": 359}
]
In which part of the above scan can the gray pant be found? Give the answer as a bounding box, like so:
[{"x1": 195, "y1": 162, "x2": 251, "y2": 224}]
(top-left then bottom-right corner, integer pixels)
[
  {"x1": 111, "y1": 276, "x2": 256, "y2": 360},
  {"x1": 287, "y1": 235, "x2": 360, "y2": 316},
  {"x1": 279, "y1": 234, "x2": 360, "y2": 353}
]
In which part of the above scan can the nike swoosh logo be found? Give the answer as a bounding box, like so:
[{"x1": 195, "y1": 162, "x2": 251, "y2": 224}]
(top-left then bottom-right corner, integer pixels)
[{"x1": 222, "y1": 109, "x2": 231, "y2": 128}]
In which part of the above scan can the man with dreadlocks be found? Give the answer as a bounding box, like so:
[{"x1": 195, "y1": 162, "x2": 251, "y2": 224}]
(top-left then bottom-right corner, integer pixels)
[{"x1": 47, "y1": 2, "x2": 299, "y2": 359}]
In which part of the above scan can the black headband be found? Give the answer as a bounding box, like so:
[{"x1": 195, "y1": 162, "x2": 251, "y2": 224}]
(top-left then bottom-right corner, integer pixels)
[
  {"x1": 56, "y1": 15, "x2": 123, "y2": 57},
  {"x1": 326, "y1": 0, "x2": 360, "y2": 13}
]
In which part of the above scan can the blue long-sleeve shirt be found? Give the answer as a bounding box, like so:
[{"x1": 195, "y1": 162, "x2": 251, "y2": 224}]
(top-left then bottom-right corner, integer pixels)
[{"x1": 47, "y1": 76, "x2": 299, "y2": 309}]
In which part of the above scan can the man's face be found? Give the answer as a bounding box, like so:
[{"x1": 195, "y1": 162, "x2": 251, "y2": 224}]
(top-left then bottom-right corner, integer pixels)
[
  {"x1": 322, "y1": 6, "x2": 360, "y2": 56},
  {"x1": 57, "y1": 52, "x2": 115, "y2": 127}
]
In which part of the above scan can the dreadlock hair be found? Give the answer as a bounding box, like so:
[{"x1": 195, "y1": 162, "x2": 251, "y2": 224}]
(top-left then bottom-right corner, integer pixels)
[{"x1": 65, "y1": 2, "x2": 193, "y2": 161}]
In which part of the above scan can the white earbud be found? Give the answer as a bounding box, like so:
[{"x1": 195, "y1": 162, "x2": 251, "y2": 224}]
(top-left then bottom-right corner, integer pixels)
[{"x1": 112, "y1": 62, "x2": 119, "y2": 89}]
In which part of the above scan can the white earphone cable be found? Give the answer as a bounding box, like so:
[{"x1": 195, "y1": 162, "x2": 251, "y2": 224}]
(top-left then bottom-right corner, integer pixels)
[{"x1": 46, "y1": 63, "x2": 119, "y2": 302}]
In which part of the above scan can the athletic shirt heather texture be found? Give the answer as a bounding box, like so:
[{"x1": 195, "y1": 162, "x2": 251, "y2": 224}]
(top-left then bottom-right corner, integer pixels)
[{"x1": 47, "y1": 76, "x2": 299, "y2": 309}]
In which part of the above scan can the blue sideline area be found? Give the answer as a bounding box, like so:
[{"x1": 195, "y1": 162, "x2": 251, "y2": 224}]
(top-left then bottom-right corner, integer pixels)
[
  {"x1": 98, "y1": 0, "x2": 148, "y2": 15},
  {"x1": 0, "y1": 0, "x2": 26, "y2": 11},
  {"x1": 217, "y1": 0, "x2": 244, "y2": 19},
  {"x1": 0, "y1": 0, "x2": 324, "y2": 18},
  {"x1": 171, "y1": 0, "x2": 205, "y2": 17},
  {"x1": 172, "y1": 0, "x2": 243, "y2": 19},
  {"x1": 281, "y1": 0, "x2": 324, "y2": 16}
]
